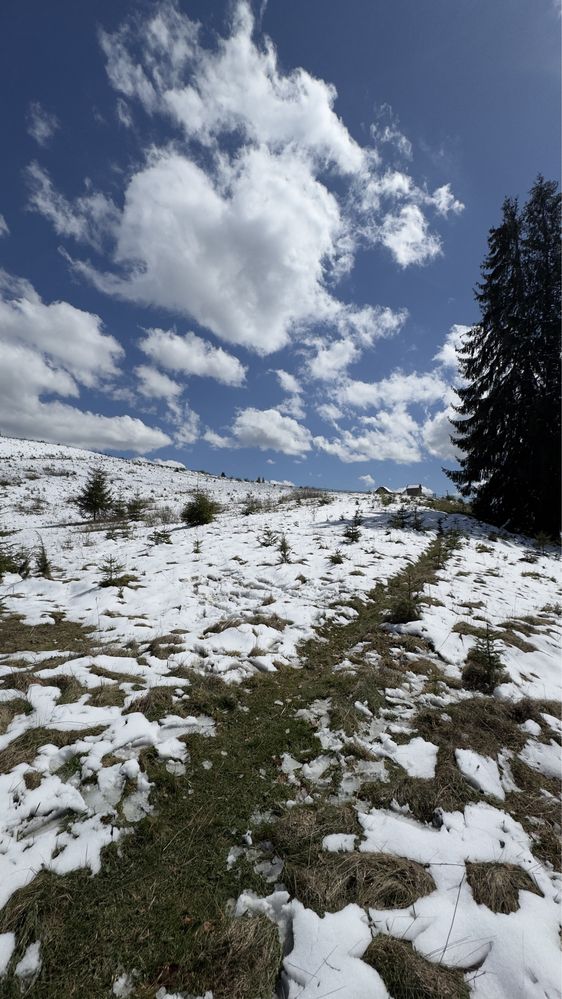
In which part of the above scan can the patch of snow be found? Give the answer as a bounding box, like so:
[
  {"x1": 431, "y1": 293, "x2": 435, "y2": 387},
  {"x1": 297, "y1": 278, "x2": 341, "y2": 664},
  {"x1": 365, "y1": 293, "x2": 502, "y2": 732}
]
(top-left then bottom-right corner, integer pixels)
[{"x1": 455, "y1": 748, "x2": 505, "y2": 799}]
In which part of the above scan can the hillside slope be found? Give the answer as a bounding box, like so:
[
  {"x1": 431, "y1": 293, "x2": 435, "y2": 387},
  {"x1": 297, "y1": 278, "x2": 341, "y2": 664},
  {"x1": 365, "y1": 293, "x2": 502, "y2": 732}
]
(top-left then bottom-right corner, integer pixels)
[{"x1": 0, "y1": 437, "x2": 560, "y2": 998}]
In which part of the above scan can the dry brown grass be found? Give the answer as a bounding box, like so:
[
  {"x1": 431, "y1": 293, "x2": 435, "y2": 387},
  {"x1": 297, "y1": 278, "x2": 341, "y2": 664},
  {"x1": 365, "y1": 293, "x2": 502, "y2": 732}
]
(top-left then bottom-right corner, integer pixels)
[
  {"x1": 202, "y1": 616, "x2": 244, "y2": 635},
  {"x1": 200, "y1": 915, "x2": 280, "y2": 999},
  {"x1": 56, "y1": 676, "x2": 87, "y2": 705},
  {"x1": 0, "y1": 726, "x2": 105, "y2": 774},
  {"x1": 146, "y1": 633, "x2": 185, "y2": 659},
  {"x1": 0, "y1": 698, "x2": 31, "y2": 734},
  {"x1": 125, "y1": 686, "x2": 178, "y2": 722},
  {"x1": 288, "y1": 851, "x2": 435, "y2": 915},
  {"x1": 504, "y1": 757, "x2": 561, "y2": 869},
  {"x1": 466, "y1": 862, "x2": 541, "y2": 913},
  {"x1": 364, "y1": 935, "x2": 470, "y2": 999},
  {"x1": 87, "y1": 684, "x2": 126, "y2": 709},
  {"x1": 361, "y1": 757, "x2": 478, "y2": 825},
  {"x1": 266, "y1": 802, "x2": 361, "y2": 863},
  {"x1": 262, "y1": 802, "x2": 434, "y2": 913},
  {"x1": 4, "y1": 671, "x2": 47, "y2": 692}
]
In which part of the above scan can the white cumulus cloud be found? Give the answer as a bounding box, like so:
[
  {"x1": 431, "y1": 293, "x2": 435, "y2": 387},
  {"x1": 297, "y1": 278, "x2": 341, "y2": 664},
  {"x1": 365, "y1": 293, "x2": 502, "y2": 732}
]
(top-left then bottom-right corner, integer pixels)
[
  {"x1": 232, "y1": 407, "x2": 312, "y2": 455},
  {"x1": 29, "y1": 1, "x2": 460, "y2": 358},
  {"x1": 337, "y1": 371, "x2": 448, "y2": 410},
  {"x1": 0, "y1": 271, "x2": 122, "y2": 387},
  {"x1": 0, "y1": 271, "x2": 169, "y2": 454},
  {"x1": 140, "y1": 327, "x2": 246, "y2": 385}
]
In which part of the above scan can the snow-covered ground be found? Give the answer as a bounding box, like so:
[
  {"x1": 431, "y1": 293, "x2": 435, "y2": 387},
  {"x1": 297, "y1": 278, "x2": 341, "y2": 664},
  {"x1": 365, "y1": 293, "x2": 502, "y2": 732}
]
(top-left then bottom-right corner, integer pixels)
[{"x1": 0, "y1": 436, "x2": 560, "y2": 997}]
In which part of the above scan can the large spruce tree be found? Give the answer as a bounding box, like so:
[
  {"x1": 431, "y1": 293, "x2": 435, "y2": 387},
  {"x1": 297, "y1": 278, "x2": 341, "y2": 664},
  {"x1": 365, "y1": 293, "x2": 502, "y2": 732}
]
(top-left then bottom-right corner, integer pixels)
[{"x1": 446, "y1": 177, "x2": 561, "y2": 537}]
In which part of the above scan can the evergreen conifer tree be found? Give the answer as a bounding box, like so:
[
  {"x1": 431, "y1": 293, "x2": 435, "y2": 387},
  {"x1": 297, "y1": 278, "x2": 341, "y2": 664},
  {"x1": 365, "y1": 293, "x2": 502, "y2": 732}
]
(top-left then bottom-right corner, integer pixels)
[
  {"x1": 75, "y1": 469, "x2": 113, "y2": 521},
  {"x1": 446, "y1": 178, "x2": 561, "y2": 537},
  {"x1": 521, "y1": 177, "x2": 561, "y2": 536}
]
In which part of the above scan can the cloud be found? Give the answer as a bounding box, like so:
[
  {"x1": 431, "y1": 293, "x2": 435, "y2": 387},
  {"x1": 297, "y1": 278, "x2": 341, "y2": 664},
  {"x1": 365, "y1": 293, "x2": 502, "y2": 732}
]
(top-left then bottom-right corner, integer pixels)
[
  {"x1": 354, "y1": 167, "x2": 463, "y2": 267},
  {"x1": 378, "y1": 204, "x2": 442, "y2": 267},
  {"x1": 430, "y1": 184, "x2": 464, "y2": 218},
  {"x1": 203, "y1": 428, "x2": 231, "y2": 448},
  {"x1": 433, "y1": 323, "x2": 470, "y2": 371},
  {"x1": 370, "y1": 104, "x2": 412, "y2": 159},
  {"x1": 316, "y1": 402, "x2": 343, "y2": 425},
  {"x1": 359, "y1": 473, "x2": 375, "y2": 486},
  {"x1": 27, "y1": 102, "x2": 60, "y2": 146},
  {"x1": 140, "y1": 327, "x2": 246, "y2": 385},
  {"x1": 101, "y1": 0, "x2": 362, "y2": 174},
  {"x1": 420, "y1": 323, "x2": 470, "y2": 460},
  {"x1": 278, "y1": 395, "x2": 306, "y2": 419},
  {"x1": 0, "y1": 271, "x2": 169, "y2": 454},
  {"x1": 275, "y1": 369, "x2": 301, "y2": 394},
  {"x1": 307, "y1": 338, "x2": 359, "y2": 381},
  {"x1": 337, "y1": 371, "x2": 448, "y2": 410},
  {"x1": 232, "y1": 407, "x2": 312, "y2": 454},
  {"x1": 174, "y1": 405, "x2": 200, "y2": 445},
  {"x1": 26, "y1": 163, "x2": 119, "y2": 251},
  {"x1": 0, "y1": 215, "x2": 9, "y2": 238},
  {"x1": 0, "y1": 271, "x2": 122, "y2": 387},
  {"x1": 421, "y1": 406, "x2": 460, "y2": 460},
  {"x1": 32, "y1": 1, "x2": 460, "y2": 356},
  {"x1": 74, "y1": 145, "x2": 347, "y2": 354},
  {"x1": 0, "y1": 341, "x2": 169, "y2": 454},
  {"x1": 115, "y1": 98, "x2": 134, "y2": 128},
  {"x1": 135, "y1": 364, "x2": 183, "y2": 401},
  {"x1": 315, "y1": 406, "x2": 422, "y2": 463}
]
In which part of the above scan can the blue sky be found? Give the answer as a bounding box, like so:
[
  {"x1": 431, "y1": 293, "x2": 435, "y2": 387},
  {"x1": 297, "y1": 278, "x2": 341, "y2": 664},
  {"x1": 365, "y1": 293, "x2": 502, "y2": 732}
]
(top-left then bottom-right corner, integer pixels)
[{"x1": 0, "y1": 0, "x2": 559, "y2": 491}]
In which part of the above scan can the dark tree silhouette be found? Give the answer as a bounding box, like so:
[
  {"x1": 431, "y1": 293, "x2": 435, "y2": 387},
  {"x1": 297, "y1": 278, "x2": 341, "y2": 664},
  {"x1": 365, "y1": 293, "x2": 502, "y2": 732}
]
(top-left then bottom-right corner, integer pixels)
[{"x1": 446, "y1": 177, "x2": 561, "y2": 537}]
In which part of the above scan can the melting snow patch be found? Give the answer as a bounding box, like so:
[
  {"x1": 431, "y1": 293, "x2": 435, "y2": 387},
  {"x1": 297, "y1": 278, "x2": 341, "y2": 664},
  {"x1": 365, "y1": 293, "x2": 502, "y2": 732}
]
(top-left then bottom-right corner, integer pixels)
[
  {"x1": 520, "y1": 739, "x2": 561, "y2": 779},
  {"x1": 0, "y1": 933, "x2": 15, "y2": 977},
  {"x1": 455, "y1": 748, "x2": 505, "y2": 799},
  {"x1": 14, "y1": 941, "x2": 41, "y2": 983}
]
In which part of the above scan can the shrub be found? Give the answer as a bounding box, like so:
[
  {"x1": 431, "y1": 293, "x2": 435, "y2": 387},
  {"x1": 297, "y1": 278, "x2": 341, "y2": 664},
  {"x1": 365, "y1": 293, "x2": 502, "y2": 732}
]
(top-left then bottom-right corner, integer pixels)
[
  {"x1": 99, "y1": 556, "x2": 129, "y2": 588},
  {"x1": 259, "y1": 526, "x2": 278, "y2": 547},
  {"x1": 242, "y1": 495, "x2": 263, "y2": 516},
  {"x1": 534, "y1": 531, "x2": 553, "y2": 554},
  {"x1": 328, "y1": 549, "x2": 344, "y2": 565},
  {"x1": 75, "y1": 469, "x2": 113, "y2": 521},
  {"x1": 149, "y1": 529, "x2": 172, "y2": 545},
  {"x1": 462, "y1": 629, "x2": 507, "y2": 693},
  {"x1": 0, "y1": 543, "x2": 28, "y2": 580},
  {"x1": 411, "y1": 507, "x2": 425, "y2": 531},
  {"x1": 390, "y1": 506, "x2": 409, "y2": 529},
  {"x1": 278, "y1": 534, "x2": 291, "y2": 563},
  {"x1": 386, "y1": 593, "x2": 421, "y2": 624},
  {"x1": 181, "y1": 492, "x2": 221, "y2": 527},
  {"x1": 126, "y1": 495, "x2": 149, "y2": 520},
  {"x1": 35, "y1": 538, "x2": 52, "y2": 578},
  {"x1": 343, "y1": 511, "x2": 362, "y2": 543}
]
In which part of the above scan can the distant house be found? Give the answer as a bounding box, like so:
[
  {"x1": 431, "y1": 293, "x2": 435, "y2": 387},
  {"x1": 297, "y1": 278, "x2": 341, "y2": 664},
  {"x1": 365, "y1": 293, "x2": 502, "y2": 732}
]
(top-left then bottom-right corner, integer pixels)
[
  {"x1": 375, "y1": 485, "x2": 394, "y2": 495},
  {"x1": 404, "y1": 483, "x2": 434, "y2": 498}
]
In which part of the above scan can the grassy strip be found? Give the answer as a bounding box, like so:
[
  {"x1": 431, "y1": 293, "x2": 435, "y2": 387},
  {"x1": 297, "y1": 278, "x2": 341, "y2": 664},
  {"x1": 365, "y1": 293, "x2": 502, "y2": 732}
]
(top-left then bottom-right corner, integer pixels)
[{"x1": 0, "y1": 532, "x2": 474, "y2": 998}]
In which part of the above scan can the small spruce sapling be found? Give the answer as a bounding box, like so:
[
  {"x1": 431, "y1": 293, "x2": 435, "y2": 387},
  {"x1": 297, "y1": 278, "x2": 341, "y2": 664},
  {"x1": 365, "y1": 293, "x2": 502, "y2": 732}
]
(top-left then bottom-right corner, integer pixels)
[
  {"x1": 328, "y1": 549, "x2": 344, "y2": 564},
  {"x1": 343, "y1": 509, "x2": 362, "y2": 543},
  {"x1": 390, "y1": 506, "x2": 409, "y2": 529},
  {"x1": 278, "y1": 534, "x2": 291, "y2": 563},
  {"x1": 35, "y1": 538, "x2": 52, "y2": 578},
  {"x1": 99, "y1": 556, "x2": 126, "y2": 587},
  {"x1": 259, "y1": 525, "x2": 277, "y2": 547},
  {"x1": 75, "y1": 469, "x2": 113, "y2": 522},
  {"x1": 462, "y1": 627, "x2": 507, "y2": 694}
]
